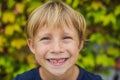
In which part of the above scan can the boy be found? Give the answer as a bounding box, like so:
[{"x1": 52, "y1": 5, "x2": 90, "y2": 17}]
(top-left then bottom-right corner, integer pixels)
[{"x1": 14, "y1": 0, "x2": 102, "y2": 80}]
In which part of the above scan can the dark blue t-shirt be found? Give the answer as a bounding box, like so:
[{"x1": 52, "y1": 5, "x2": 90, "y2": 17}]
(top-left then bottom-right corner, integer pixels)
[{"x1": 14, "y1": 66, "x2": 102, "y2": 80}]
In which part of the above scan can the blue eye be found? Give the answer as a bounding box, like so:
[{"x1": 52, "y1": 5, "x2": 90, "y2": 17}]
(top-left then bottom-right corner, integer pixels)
[
  {"x1": 63, "y1": 36, "x2": 72, "y2": 39},
  {"x1": 40, "y1": 37, "x2": 50, "y2": 41}
]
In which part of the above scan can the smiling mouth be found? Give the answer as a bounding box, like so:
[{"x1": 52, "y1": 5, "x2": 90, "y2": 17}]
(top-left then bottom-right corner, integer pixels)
[{"x1": 46, "y1": 58, "x2": 68, "y2": 66}]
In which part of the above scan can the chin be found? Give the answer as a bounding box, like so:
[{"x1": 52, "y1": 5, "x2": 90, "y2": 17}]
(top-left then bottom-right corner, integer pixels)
[{"x1": 49, "y1": 68, "x2": 67, "y2": 76}]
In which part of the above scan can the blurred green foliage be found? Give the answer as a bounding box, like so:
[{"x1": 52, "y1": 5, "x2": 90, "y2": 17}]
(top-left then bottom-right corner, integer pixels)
[{"x1": 0, "y1": 0, "x2": 120, "y2": 80}]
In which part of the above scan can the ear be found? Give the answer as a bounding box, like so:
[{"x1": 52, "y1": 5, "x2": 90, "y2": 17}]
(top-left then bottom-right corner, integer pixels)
[
  {"x1": 27, "y1": 39, "x2": 35, "y2": 54},
  {"x1": 78, "y1": 40, "x2": 84, "y2": 51}
]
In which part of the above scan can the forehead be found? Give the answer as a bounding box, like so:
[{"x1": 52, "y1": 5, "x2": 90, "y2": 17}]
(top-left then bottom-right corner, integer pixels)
[
  {"x1": 34, "y1": 13, "x2": 78, "y2": 34},
  {"x1": 35, "y1": 23, "x2": 77, "y2": 36},
  {"x1": 37, "y1": 13, "x2": 75, "y2": 31}
]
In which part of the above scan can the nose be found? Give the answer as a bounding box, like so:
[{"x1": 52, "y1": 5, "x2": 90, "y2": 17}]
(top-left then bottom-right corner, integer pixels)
[{"x1": 50, "y1": 41, "x2": 63, "y2": 54}]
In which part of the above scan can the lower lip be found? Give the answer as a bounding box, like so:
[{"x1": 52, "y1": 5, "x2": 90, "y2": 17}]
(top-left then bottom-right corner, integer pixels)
[{"x1": 47, "y1": 59, "x2": 68, "y2": 67}]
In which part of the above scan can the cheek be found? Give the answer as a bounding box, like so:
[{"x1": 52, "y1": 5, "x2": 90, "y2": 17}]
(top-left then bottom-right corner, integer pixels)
[
  {"x1": 64, "y1": 42, "x2": 79, "y2": 56},
  {"x1": 66, "y1": 44, "x2": 79, "y2": 64},
  {"x1": 34, "y1": 44, "x2": 49, "y2": 65},
  {"x1": 34, "y1": 44, "x2": 49, "y2": 59},
  {"x1": 69, "y1": 45, "x2": 79, "y2": 62}
]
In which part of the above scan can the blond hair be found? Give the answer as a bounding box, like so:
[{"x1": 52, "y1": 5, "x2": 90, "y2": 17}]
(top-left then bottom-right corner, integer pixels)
[{"x1": 26, "y1": 0, "x2": 86, "y2": 41}]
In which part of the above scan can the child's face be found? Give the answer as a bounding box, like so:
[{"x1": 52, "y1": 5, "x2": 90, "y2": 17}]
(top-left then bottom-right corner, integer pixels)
[{"x1": 28, "y1": 25, "x2": 83, "y2": 76}]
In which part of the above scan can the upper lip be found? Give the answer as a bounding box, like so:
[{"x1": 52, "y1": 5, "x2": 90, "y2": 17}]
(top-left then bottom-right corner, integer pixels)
[{"x1": 46, "y1": 57, "x2": 69, "y2": 60}]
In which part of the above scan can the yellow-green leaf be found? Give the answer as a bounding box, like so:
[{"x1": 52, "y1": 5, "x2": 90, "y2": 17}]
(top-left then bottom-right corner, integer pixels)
[
  {"x1": 114, "y1": 5, "x2": 120, "y2": 16},
  {"x1": 14, "y1": 24, "x2": 22, "y2": 33},
  {"x1": 72, "y1": 0, "x2": 79, "y2": 8},
  {"x1": 11, "y1": 39, "x2": 26, "y2": 49},
  {"x1": 0, "y1": 35, "x2": 7, "y2": 47},
  {"x1": 91, "y1": 1, "x2": 102, "y2": 10},
  {"x1": 97, "y1": 54, "x2": 115, "y2": 67},
  {"x1": 107, "y1": 46, "x2": 120, "y2": 57},
  {"x1": 2, "y1": 11, "x2": 15, "y2": 23},
  {"x1": 5, "y1": 25, "x2": 14, "y2": 36},
  {"x1": 16, "y1": 3, "x2": 25, "y2": 13}
]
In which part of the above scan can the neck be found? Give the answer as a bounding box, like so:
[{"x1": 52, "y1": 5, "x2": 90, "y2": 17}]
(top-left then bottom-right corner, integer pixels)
[{"x1": 39, "y1": 65, "x2": 79, "y2": 80}]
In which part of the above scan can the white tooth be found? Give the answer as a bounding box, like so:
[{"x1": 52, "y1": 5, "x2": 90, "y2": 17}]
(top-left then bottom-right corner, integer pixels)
[
  {"x1": 49, "y1": 59, "x2": 57, "y2": 63},
  {"x1": 53, "y1": 60, "x2": 57, "y2": 63},
  {"x1": 50, "y1": 59, "x2": 52, "y2": 62},
  {"x1": 58, "y1": 59, "x2": 65, "y2": 63}
]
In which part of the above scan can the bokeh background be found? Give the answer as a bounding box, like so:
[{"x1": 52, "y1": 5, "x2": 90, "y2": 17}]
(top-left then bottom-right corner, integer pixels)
[{"x1": 0, "y1": 0, "x2": 120, "y2": 80}]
